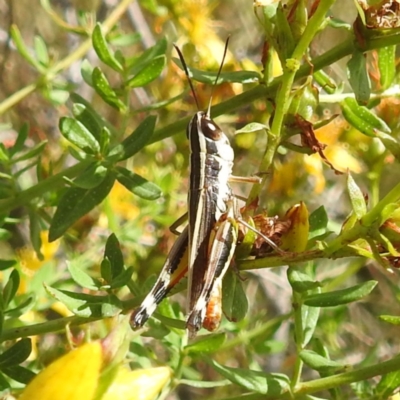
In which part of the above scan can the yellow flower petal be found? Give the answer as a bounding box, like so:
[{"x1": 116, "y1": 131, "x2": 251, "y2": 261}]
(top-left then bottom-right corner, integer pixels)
[
  {"x1": 102, "y1": 367, "x2": 171, "y2": 400},
  {"x1": 19, "y1": 342, "x2": 102, "y2": 400}
]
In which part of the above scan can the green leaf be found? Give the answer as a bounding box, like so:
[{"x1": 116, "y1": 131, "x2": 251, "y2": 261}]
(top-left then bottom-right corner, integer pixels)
[
  {"x1": 99, "y1": 127, "x2": 111, "y2": 154},
  {"x1": 304, "y1": 280, "x2": 377, "y2": 307},
  {"x1": 68, "y1": 262, "x2": 99, "y2": 290},
  {"x1": 108, "y1": 116, "x2": 157, "y2": 161},
  {"x1": 222, "y1": 271, "x2": 248, "y2": 323},
  {"x1": 92, "y1": 23, "x2": 123, "y2": 72},
  {"x1": 378, "y1": 46, "x2": 395, "y2": 90},
  {"x1": 341, "y1": 97, "x2": 391, "y2": 137},
  {"x1": 116, "y1": 167, "x2": 162, "y2": 200},
  {"x1": 287, "y1": 268, "x2": 321, "y2": 293},
  {"x1": 100, "y1": 258, "x2": 112, "y2": 284},
  {"x1": 347, "y1": 50, "x2": 371, "y2": 104},
  {"x1": 235, "y1": 122, "x2": 268, "y2": 134},
  {"x1": 109, "y1": 266, "x2": 134, "y2": 289},
  {"x1": 174, "y1": 59, "x2": 261, "y2": 84},
  {"x1": 33, "y1": 35, "x2": 50, "y2": 66},
  {"x1": 208, "y1": 359, "x2": 290, "y2": 395},
  {"x1": 313, "y1": 70, "x2": 337, "y2": 95},
  {"x1": 275, "y1": 3, "x2": 295, "y2": 61},
  {"x1": 81, "y1": 59, "x2": 94, "y2": 86},
  {"x1": 10, "y1": 25, "x2": 43, "y2": 72},
  {"x1": 5, "y1": 295, "x2": 34, "y2": 317},
  {"x1": 127, "y1": 55, "x2": 166, "y2": 88},
  {"x1": 302, "y1": 301, "x2": 321, "y2": 347},
  {"x1": 72, "y1": 163, "x2": 108, "y2": 189},
  {"x1": 11, "y1": 141, "x2": 47, "y2": 163},
  {"x1": 380, "y1": 315, "x2": 400, "y2": 325},
  {"x1": 308, "y1": 206, "x2": 329, "y2": 240},
  {"x1": 0, "y1": 373, "x2": 10, "y2": 390},
  {"x1": 72, "y1": 103, "x2": 102, "y2": 143},
  {"x1": 128, "y1": 37, "x2": 167, "y2": 73},
  {"x1": 2, "y1": 365, "x2": 35, "y2": 384},
  {"x1": 0, "y1": 338, "x2": 32, "y2": 367},
  {"x1": 3, "y1": 269, "x2": 20, "y2": 307},
  {"x1": 104, "y1": 233, "x2": 124, "y2": 278},
  {"x1": 300, "y1": 350, "x2": 345, "y2": 374},
  {"x1": 376, "y1": 371, "x2": 400, "y2": 399},
  {"x1": 109, "y1": 32, "x2": 141, "y2": 47},
  {"x1": 179, "y1": 379, "x2": 230, "y2": 388},
  {"x1": 48, "y1": 172, "x2": 115, "y2": 241},
  {"x1": 59, "y1": 117, "x2": 101, "y2": 154},
  {"x1": 70, "y1": 93, "x2": 117, "y2": 137},
  {"x1": 9, "y1": 123, "x2": 29, "y2": 156},
  {"x1": 29, "y1": 208, "x2": 43, "y2": 260},
  {"x1": 0, "y1": 260, "x2": 16, "y2": 271},
  {"x1": 46, "y1": 88, "x2": 69, "y2": 105},
  {"x1": 185, "y1": 333, "x2": 226, "y2": 354},
  {"x1": 44, "y1": 284, "x2": 91, "y2": 317},
  {"x1": 92, "y1": 67, "x2": 126, "y2": 112},
  {"x1": 347, "y1": 173, "x2": 367, "y2": 219}
]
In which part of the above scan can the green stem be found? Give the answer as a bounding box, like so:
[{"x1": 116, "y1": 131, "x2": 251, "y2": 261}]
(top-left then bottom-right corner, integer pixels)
[
  {"x1": 248, "y1": 0, "x2": 336, "y2": 204},
  {"x1": 0, "y1": 160, "x2": 91, "y2": 213},
  {"x1": 294, "y1": 355, "x2": 400, "y2": 395},
  {"x1": 291, "y1": 291, "x2": 304, "y2": 387},
  {"x1": 0, "y1": 0, "x2": 134, "y2": 115},
  {"x1": 362, "y1": 181, "x2": 400, "y2": 226},
  {"x1": 0, "y1": 315, "x2": 100, "y2": 342}
]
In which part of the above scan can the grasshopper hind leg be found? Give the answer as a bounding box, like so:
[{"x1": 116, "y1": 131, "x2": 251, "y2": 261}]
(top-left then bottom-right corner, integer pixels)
[{"x1": 130, "y1": 227, "x2": 189, "y2": 329}]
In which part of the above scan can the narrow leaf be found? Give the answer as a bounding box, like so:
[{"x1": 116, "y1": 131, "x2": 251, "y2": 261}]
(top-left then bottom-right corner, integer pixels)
[
  {"x1": 308, "y1": 206, "x2": 329, "y2": 240},
  {"x1": 287, "y1": 268, "x2": 321, "y2": 293},
  {"x1": 44, "y1": 285, "x2": 91, "y2": 317},
  {"x1": 116, "y1": 167, "x2": 162, "y2": 200},
  {"x1": 347, "y1": 173, "x2": 367, "y2": 219},
  {"x1": 128, "y1": 37, "x2": 167, "y2": 72},
  {"x1": 72, "y1": 163, "x2": 108, "y2": 189},
  {"x1": 222, "y1": 271, "x2": 248, "y2": 323},
  {"x1": 185, "y1": 333, "x2": 226, "y2": 354},
  {"x1": 59, "y1": 117, "x2": 100, "y2": 154},
  {"x1": 92, "y1": 23, "x2": 123, "y2": 72},
  {"x1": 10, "y1": 25, "x2": 43, "y2": 71},
  {"x1": 72, "y1": 103, "x2": 102, "y2": 144},
  {"x1": 3, "y1": 269, "x2": 20, "y2": 306},
  {"x1": 174, "y1": 59, "x2": 261, "y2": 84},
  {"x1": 300, "y1": 350, "x2": 345, "y2": 373},
  {"x1": 104, "y1": 234, "x2": 124, "y2": 278},
  {"x1": 108, "y1": 116, "x2": 156, "y2": 161},
  {"x1": 127, "y1": 55, "x2": 166, "y2": 88},
  {"x1": 0, "y1": 338, "x2": 32, "y2": 367},
  {"x1": 109, "y1": 266, "x2": 134, "y2": 289},
  {"x1": 3, "y1": 365, "x2": 35, "y2": 384},
  {"x1": 341, "y1": 97, "x2": 391, "y2": 137},
  {"x1": 10, "y1": 123, "x2": 29, "y2": 156},
  {"x1": 209, "y1": 359, "x2": 290, "y2": 396},
  {"x1": 304, "y1": 280, "x2": 377, "y2": 307},
  {"x1": 0, "y1": 260, "x2": 16, "y2": 271},
  {"x1": 68, "y1": 262, "x2": 99, "y2": 290},
  {"x1": 49, "y1": 173, "x2": 115, "y2": 241},
  {"x1": 34, "y1": 35, "x2": 49, "y2": 66},
  {"x1": 347, "y1": 50, "x2": 371, "y2": 104},
  {"x1": 92, "y1": 67, "x2": 126, "y2": 112},
  {"x1": 378, "y1": 46, "x2": 395, "y2": 90}
]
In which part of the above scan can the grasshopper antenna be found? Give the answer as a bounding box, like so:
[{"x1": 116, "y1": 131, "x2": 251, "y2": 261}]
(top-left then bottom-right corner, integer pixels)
[
  {"x1": 207, "y1": 36, "x2": 230, "y2": 118},
  {"x1": 174, "y1": 44, "x2": 200, "y2": 111}
]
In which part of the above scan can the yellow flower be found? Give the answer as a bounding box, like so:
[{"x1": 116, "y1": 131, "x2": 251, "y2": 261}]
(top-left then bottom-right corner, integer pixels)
[
  {"x1": 19, "y1": 342, "x2": 103, "y2": 400},
  {"x1": 102, "y1": 367, "x2": 171, "y2": 400}
]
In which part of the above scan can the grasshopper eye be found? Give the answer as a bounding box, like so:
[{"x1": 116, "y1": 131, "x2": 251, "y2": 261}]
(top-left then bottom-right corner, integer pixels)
[{"x1": 201, "y1": 118, "x2": 223, "y2": 140}]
